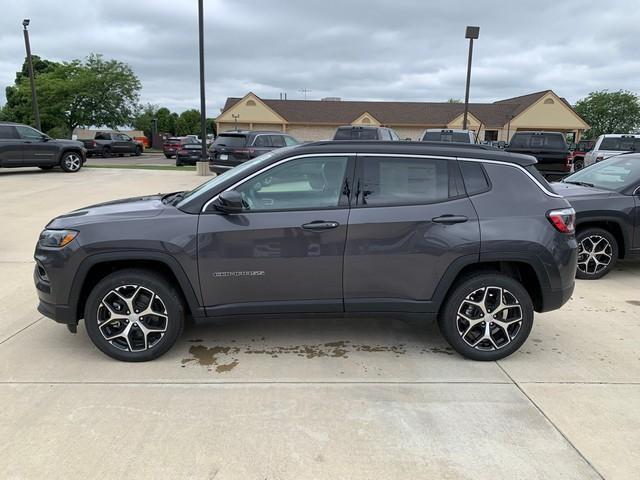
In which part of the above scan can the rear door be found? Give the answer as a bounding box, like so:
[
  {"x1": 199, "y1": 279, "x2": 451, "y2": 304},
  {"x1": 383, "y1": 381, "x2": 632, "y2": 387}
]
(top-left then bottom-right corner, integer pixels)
[
  {"x1": 16, "y1": 125, "x2": 58, "y2": 166},
  {"x1": 0, "y1": 124, "x2": 23, "y2": 166},
  {"x1": 343, "y1": 154, "x2": 480, "y2": 312}
]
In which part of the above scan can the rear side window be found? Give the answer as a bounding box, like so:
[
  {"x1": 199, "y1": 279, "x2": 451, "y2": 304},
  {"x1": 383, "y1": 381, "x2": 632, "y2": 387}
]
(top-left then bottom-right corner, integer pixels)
[
  {"x1": 214, "y1": 135, "x2": 247, "y2": 147},
  {"x1": 270, "y1": 135, "x2": 285, "y2": 147},
  {"x1": 359, "y1": 157, "x2": 450, "y2": 206},
  {"x1": 284, "y1": 136, "x2": 299, "y2": 146},
  {"x1": 459, "y1": 161, "x2": 490, "y2": 195},
  {"x1": 95, "y1": 132, "x2": 110, "y2": 140},
  {"x1": 254, "y1": 135, "x2": 272, "y2": 147},
  {"x1": 0, "y1": 125, "x2": 19, "y2": 139}
]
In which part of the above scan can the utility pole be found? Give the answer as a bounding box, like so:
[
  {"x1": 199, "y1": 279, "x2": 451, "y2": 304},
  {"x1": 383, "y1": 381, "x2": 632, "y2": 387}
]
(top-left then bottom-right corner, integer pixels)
[
  {"x1": 232, "y1": 113, "x2": 240, "y2": 131},
  {"x1": 299, "y1": 88, "x2": 311, "y2": 100},
  {"x1": 196, "y1": 0, "x2": 210, "y2": 176},
  {"x1": 462, "y1": 26, "x2": 480, "y2": 131},
  {"x1": 22, "y1": 19, "x2": 41, "y2": 131}
]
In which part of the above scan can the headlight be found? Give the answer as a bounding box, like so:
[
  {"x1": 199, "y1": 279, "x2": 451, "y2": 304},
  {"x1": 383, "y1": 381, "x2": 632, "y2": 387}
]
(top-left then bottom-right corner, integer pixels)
[{"x1": 39, "y1": 229, "x2": 78, "y2": 248}]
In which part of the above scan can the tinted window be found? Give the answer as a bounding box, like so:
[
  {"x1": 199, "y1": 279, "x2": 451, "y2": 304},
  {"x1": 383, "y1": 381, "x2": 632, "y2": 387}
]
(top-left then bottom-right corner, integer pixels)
[
  {"x1": 284, "y1": 136, "x2": 299, "y2": 146},
  {"x1": 599, "y1": 137, "x2": 640, "y2": 151},
  {"x1": 254, "y1": 135, "x2": 271, "y2": 147},
  {"x1": 235, "y1": 156, "x2": 349, "y2": 211},
  {"x1": 422, "y1": 131, "x2": 471, "y2": 143},
  {"x1": 510, "y1": 133, "x2": 566, "y2": 149},
  {"x1": 459, "y1": 161, "x2": 490, "y2": 195},
  {"x1": 360, "y1": 157, "x2": 450, "y2": 206},
  {"x1": 95, "y1": 132, "x2": 110, "y2": 140},
  {"x1": 270, "y1": 135, "x2": 285, "y2": 147},
  {"x1": 0, "y1": 125, "x2": 19, "y2": 139},
  {"x1": 334, "y1": 128, "x2": 378, "y2": 140},
  {"x1": 213, "y1": 134, "x2": 247, "y2": 147},
  {"x1": 16, "y1": 125, "x2": 44, "y2": 140}
]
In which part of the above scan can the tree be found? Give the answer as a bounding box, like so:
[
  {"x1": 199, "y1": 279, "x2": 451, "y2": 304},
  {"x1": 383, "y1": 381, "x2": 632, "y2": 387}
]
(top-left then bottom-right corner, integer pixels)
[
  {"x1": 575, "y1": 90, "x2": 640, "y2": 139},
  {"x1": 1, "y1": 53, "x2": 141, "y2": 136},
  {"x1": 447, "y1": 98, "x2": 462, "y2": 103},
  {"x1": 156, "y1": 107, "x2": 178, "y2": 135},
  {"x1": 132, "y1": 103, "x2": 159, "y2": 138},
  {"x1": 176, "y1": 109, "x2": 201, "y2": 136}
]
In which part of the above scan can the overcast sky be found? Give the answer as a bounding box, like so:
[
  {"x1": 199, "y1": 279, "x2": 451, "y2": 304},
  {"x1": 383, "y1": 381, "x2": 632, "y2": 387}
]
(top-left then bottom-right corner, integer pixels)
[{"x1": 1, "y1": 0, "x2": 639, "y2": 116}]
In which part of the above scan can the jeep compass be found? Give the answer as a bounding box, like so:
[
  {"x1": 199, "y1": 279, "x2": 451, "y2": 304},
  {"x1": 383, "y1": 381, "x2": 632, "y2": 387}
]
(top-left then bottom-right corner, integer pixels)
[{"x1": 34, "y1": 141, "x2": 578, "y2": 362}]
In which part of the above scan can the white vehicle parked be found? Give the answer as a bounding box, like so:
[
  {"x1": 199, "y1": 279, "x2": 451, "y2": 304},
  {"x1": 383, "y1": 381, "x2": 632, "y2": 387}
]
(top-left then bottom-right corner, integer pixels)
[
  {"x1": 420, "y1": 129, "x2": 477, "y2": 143},
  {"x1": 584, "y1": 134, "x2": 640, "y2": 167}
]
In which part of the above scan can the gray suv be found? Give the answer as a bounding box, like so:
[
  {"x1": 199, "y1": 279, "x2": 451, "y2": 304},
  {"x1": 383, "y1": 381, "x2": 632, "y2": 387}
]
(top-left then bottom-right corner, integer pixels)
[{"x1": 34, "y1": 142, "x2": 577, "y2": 362}]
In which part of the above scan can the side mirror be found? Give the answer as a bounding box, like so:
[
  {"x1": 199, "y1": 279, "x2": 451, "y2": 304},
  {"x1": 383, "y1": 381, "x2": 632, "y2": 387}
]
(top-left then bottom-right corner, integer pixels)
[
  {"x1": 42, "y1": 135, "x2": 51, "y2": 142},
  {"x1": 212, "y1": 190, "x2": 244, "y2": 214}
]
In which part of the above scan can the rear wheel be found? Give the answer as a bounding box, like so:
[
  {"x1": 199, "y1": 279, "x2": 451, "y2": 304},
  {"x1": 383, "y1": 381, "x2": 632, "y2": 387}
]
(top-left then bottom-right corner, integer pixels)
[
  {"x1": 84, "y1": 269, "x2": 185, "y2": 362},
  {"x1": 60, "y1": 152, "x2": 83, "y2": 172},
  {"x1": 576, "y1": 228, "x2": 618, "y2": 280},
  {"x1": 438, "y1": 274, "x2": 534, "y2": 361},
  {"x1": 134, "y1": 146, "x2": 142, "y2": 156},
  {"x1": 175, "y1": 158, "x2": 183, "y2": 167},
  {"x1": 102, "y1": 147, "x2": 111, "y2": 158}
]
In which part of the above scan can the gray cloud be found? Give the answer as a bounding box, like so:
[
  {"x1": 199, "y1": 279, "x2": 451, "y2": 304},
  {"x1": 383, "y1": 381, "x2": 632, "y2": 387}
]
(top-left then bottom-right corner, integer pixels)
[{"x1": 1, "y1": 0, "x2": 639, "y2": 116}]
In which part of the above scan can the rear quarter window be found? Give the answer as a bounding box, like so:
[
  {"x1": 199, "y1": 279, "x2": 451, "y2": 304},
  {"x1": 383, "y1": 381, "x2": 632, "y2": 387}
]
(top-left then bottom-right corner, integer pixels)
[
  {"x1": 459, "y1": 161, "x2": 490, "y2": 195},
  {"x1": 214, "y1": 135, "x2": 247, "y2": 147}
]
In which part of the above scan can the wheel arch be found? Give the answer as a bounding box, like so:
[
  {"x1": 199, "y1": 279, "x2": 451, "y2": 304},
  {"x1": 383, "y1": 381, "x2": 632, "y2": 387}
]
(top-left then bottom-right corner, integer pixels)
[
  {"x1": 70, "y1": 252, "x2": 204, "y2": 323},
  {"x1": 576, "y1": 218, "x2": 627, "y2": 258}
]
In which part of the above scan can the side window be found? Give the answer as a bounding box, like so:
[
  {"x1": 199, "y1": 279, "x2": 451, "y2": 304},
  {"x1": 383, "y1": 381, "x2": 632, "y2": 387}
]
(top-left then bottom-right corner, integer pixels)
[
  {"x1": 235, "y1": 156, "x2": 349, "y2": 211},
  {"x1": 284, "y1": 136, "x2": 298, "y2": 146},
  {"x1": 0, "y1": 125, "x2": 19, "y2": 139},
  {"x1": 15, "y1": 125, "x2": 44, "y2": 140},
  {"x1": 118, "y1": 134, "x2": 132, "y2": 141},
  {"x1": 254, "y1": 135, "x2": 271, "y2": 147},
  {"x1": 270, "y1": 135, "x2": 285, "y2": 147},
  {"x1": 459, "y1": 161, "x2": 490, "y2": 195},
  {"x1": 390, "y1": 129, "x2": 400, "y2": 141},
  {"x1": 359, "y1": 157, "x2": 450, "y2": 206}
]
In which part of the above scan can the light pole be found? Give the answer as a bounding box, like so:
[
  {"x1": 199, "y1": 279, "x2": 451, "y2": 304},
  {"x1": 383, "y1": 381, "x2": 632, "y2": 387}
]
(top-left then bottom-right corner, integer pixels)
[
  {"x1": 462, "y1": 26, "x2": 479, "y2": 131},
  {"x1": 196, "y1": 0, "x2": 210, "y2": 176},
  {"x1": 22, "y1": 19, "x2": 41, "y2": 131},
  {"x1": 232, "y1": 113, "x2": 239, "y2": 131}
]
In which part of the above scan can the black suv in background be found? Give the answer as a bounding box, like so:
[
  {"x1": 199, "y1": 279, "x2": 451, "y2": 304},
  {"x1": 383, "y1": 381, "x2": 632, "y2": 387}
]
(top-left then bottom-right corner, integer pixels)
[
  {"x1": 553, "y1": 153, "x2": 640, "y2": 279},
  {"x1": 506, "y1": 131, "x2": 571, "y2": 179},
  {"x1": 0, "y1": 121, "x2": 86, "y2": 172},
  {"x1": 34, "y1": 141, "x2": 577, "y2": 362},
  {"x1": 209, "y1": 131, "x2": 299, "y2": 170},
  {"x1": 333, "y1": 125, "x2": 401, "y2": 141}
]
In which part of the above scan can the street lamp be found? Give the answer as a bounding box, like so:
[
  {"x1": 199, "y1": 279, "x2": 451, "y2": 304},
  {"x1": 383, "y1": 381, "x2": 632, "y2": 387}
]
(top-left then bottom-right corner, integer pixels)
[
  {"x1": 232, "y1": 113, "x2": 240, "y2": 131},
  {"x1": 22, "y1": 18, "x2": 41, "y2": 131},
  {"x1": 196, "y1": 0, "x2": 210, "y2": 176},
  {"x1": 462, "y1": 26, "x2": 479, "y2": 131}
]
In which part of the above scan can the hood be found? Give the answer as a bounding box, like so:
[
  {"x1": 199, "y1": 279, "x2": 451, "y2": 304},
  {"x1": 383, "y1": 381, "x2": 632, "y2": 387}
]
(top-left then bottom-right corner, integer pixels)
[
  {"x1": 551, "y1": 182, "x2": 614, "y2": 199},
  {"x1": 47, "y1": 194, "x2": 170, "y2": 229},
  {"x1": 53, "y1": 138, "x2": 85, "y2": 148}
]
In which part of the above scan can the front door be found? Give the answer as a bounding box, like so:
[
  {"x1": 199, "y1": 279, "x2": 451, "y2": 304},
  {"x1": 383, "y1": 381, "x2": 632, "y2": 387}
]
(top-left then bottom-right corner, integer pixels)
[
  {"x1": 344, "y1": 155, "x2": 480, "y2": 312},
  {"x1": 197, "y1": 154, "x2": 354, "y2": 315},
  {"x1": 16, "y1": 125, "x2": 58, "y2": 166}
]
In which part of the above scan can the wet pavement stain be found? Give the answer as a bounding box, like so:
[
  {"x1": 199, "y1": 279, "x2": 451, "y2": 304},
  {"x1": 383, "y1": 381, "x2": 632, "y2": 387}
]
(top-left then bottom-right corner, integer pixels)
[{"x1": 180, "y1": 339, "x2": 454, "y2": 372}]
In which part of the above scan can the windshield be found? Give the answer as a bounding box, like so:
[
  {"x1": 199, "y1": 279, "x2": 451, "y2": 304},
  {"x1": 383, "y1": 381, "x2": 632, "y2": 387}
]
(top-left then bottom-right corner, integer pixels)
[
  {"x1": 563, "y1": 155, "x2": 640, "y2": 192},
  {"x1": 176, "y1": 149, "x2": 291, "y2": 207}
]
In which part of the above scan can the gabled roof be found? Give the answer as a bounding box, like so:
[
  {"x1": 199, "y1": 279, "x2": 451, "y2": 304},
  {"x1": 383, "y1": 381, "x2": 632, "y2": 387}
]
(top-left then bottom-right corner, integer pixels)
[{"x1": 219, "y1": 89, "x2": 583, "y2": 128}]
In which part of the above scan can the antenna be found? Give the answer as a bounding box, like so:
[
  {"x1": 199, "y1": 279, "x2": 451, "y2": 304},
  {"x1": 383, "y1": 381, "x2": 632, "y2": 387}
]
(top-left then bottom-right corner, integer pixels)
[{"x1": 298, "y1": 88, "x2": 312, "y2": 100}]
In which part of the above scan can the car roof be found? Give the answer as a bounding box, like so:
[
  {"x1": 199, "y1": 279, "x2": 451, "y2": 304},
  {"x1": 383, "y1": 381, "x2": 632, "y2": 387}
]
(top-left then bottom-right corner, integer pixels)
[
  {"x1": 599, "y1": 134, "x2": 638, "y2": 138},
  {"x1": 289, "y1": 140, "x2": 537, "y2": 166}
]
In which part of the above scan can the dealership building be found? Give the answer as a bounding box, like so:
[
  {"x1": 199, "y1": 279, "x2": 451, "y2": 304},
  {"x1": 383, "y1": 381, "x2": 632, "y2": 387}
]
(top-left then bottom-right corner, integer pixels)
[{"x1": 216, "y1": 90, "x2": 589, "y2": 142}]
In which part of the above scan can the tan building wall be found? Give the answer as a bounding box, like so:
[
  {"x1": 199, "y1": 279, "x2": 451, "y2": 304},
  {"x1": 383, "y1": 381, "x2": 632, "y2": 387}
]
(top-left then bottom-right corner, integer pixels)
[
  {"x1": 287, "y1": 124, "x2": 337, "y2": 141},
  {"x1": 218, "y1": 122, "x2": 251, "y2": 132},
  {"x1": 394, "y1": 127, "x2": 425, "y2": 140}
]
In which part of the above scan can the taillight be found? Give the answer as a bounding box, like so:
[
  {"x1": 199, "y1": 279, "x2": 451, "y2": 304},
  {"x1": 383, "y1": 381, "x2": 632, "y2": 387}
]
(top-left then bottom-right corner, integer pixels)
[
  {"x1": 564, "y1": 153, "x2": 572, "y2": 171},
  {"x1": 547, "y1": 208, "x2": 576, "y2": 234}
]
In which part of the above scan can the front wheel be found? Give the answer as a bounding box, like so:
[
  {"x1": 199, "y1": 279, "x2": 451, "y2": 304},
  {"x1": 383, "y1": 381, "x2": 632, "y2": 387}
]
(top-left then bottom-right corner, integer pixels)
[
  {"x1": 84, "y1": 269, "x2": 185, "y2": 362},
  {"x1": 60, "y1": 152, "x2": 83, "y2": 173},
  {"x1": 438, "y1": 274, "x2": 534, "y2": 361},
  {"x1": 576, "y1": 228, "x2": 618, "y2": 280},
  {"x1": 175, "y1": 158, "x2": 183, "y2": 166}
]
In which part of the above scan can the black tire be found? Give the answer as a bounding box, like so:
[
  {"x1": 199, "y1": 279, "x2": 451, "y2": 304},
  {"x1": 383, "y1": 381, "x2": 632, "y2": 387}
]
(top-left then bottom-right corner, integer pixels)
[
  {"x1": 84, "y1": 269, "x2": 185, "y2": 362},
  {"x1": 134, "y1": 146, "x2": 142, "y2": 156},
  {"x1": 175, "y1": 158, "x2": 182, "y2": 167},
  {"x1": 575, "y1": 228, "x2": 618, "y2": 280},
  {"x1": 38, "y1": 165, "x2": 54, "y2": 170},
  {"x1": 102, "y1": 148, "x2": 111, "y2": 158},
  {"x1": 438, "y1": 274, "x2": 534, "y2": 361},
  {"x1": 59, "y1": 152, "x2": 83, "y2": 173},
  {"x1": 574, "y1": 159, "x2": 584, "y2": 171}
]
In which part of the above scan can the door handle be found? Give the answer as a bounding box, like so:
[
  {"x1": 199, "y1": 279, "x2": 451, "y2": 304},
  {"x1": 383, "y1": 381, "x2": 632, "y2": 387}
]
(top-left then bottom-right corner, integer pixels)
[
  {"x1": 432, "y1": 215, "x2": 468, "y2": 225},
  {"x1": 301, "y1": 221, "x2": 340, "y2": 230}
]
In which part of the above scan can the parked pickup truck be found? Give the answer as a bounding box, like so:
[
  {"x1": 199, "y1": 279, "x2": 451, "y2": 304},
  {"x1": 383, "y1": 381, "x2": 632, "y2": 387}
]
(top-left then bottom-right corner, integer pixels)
[
  {"x1": 82, "y1": 132, "x2": 143, "y2": 158},
  {"x1": 505, "y1": 131, "x2": 571, "y2": 179}
]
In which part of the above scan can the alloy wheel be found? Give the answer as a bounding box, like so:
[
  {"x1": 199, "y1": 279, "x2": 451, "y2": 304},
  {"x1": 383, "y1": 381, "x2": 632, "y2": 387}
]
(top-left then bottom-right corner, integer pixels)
[
  {"x1": 577, "y1": 235, "x2": 612, "y2": 275},
  {"x1": 97, "y1": 284, "x2": 168, "y2": 352},
  {"x1": 64, "y1": 154, "x2": 82, "y2": 171},
  {"x1": 456, "y1": 286, "x2": 523, "y2": 351}
]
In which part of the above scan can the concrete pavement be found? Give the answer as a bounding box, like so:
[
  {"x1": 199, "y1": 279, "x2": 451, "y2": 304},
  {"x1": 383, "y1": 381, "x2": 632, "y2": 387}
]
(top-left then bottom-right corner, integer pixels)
[{"x1": 0, "y1": 166, "x2": 638, "y2": 479}]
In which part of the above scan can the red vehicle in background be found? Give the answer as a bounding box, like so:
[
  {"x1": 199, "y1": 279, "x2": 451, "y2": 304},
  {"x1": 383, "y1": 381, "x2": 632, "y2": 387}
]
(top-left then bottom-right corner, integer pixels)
[
  {"x1": 134, "y1": 136, "x2": 149, "y2": 149},
  {"x1": 163, "y1": 137, "x2": 191, "y2": 158},
  {"x1": 569, "y1": 139, "x2": 596, "y2": 171}
]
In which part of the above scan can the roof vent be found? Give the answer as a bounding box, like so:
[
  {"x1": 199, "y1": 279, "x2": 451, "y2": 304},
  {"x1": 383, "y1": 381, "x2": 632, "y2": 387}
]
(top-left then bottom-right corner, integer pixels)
[{"x1": 321, "y1": 97, "x2": 342, "y2": 101}]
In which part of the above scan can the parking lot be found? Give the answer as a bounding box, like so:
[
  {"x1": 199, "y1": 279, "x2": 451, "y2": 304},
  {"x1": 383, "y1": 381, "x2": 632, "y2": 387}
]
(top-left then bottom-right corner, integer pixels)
[{"x1": 0, "y1": 167, "x2": 638, "y2": 479}]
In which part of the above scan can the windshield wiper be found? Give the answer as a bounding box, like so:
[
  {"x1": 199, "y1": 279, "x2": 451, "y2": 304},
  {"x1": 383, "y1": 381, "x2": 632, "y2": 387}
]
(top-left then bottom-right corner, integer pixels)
[{"x1": 563, "y1": 180, "x2": 595, "y2": 188}]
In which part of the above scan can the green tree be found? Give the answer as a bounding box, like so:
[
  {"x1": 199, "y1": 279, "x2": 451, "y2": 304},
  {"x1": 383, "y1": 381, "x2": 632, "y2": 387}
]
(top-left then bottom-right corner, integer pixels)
[
  {"x1": 447, "y1": 98, "x2": 462, "y2": 103},
  {"x1": 176, "y1": 109, "x2": 201, "y2": 135},
  {"x1": 155, "y1": 107, "x2": 178, "y2": 135},
  {"x1": 132, "y1": 103, "x2": 159, "y2": 138},
  {"x1": 2, "y1": 53, "x2": 141, "y2": 136},
  {"x1": 575, "y1": 90, "x2": 640, "y2": 139}
]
